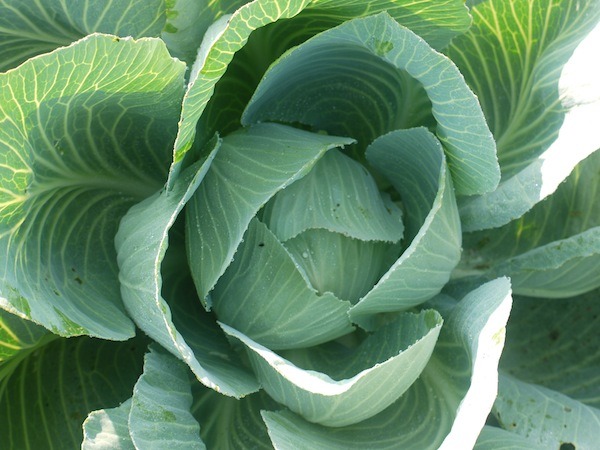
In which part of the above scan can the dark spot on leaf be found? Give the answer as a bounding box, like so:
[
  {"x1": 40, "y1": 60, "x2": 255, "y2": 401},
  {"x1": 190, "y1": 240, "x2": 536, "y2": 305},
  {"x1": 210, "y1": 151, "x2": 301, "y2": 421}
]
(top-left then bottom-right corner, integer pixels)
[
  {"x1": 112, "y1": 37, "x2": 120, "y2": 42},
  {"x1": 74, "y1": 277, "x2": 83, "y2": 285},
  {"x1": 549, "y1": 329, "x2": 560, "y2": 341},
  {"x1": 564, "y1": 406, "x2": 572, "y2": 412},
  {"x1": 258, "y1": 242, "x2": 265, "y2": 247},
  {"x1": 53, "y1": 289, "x2": 60, "y2": 296},
  {"x1": 560, "y1": 443, "x2": 576, "y2": 450}
]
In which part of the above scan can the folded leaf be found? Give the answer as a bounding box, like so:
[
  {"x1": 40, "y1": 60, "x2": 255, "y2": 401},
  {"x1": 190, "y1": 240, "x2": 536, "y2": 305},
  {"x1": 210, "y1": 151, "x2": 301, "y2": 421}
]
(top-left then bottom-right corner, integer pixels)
[
  {"x1": 116, "y1": 141, "x2": 258, "y2": 398},
  {"x1": 263, "y1": 278, "x2": 512, "y2": 448},
  {"x1": 243, "y1": 13, "x2": 499, "y2": 195},
  {"x1": 185, "y1": 123, "x2": 354, "y2": 304},
  {"x1": 212, "y1": 218, "x2": 354, "y2": 350},
  {"x1": 129, "y1": 345, "x2": 206, "y2": 450},
  {"x1": 222, "y1": 309, "x2": 442, "y2": 427},
  {"x1": 349, "y1": 128, "x2": 461, "y2": 326}
]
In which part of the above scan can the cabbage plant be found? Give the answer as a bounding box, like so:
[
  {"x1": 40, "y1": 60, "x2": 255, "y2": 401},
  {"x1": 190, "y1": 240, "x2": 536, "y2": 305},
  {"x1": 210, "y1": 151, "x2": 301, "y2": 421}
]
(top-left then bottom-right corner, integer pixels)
[{"x1": 1, "y1": 0, "x2": 599, "y2": 448}]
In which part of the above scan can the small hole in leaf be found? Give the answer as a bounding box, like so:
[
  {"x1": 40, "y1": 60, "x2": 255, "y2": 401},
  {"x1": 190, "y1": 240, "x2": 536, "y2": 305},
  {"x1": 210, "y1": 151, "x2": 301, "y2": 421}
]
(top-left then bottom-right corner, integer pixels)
[{"x1": 559, "y1": 443, "x2": 575, "y2": 450}]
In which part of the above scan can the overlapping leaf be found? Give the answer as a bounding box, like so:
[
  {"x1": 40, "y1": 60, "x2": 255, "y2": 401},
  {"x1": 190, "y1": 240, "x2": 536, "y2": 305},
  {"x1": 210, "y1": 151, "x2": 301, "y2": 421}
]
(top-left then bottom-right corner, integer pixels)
[
  {"x1": 349, "y1": 128, "x2": 461, "y2": 327},
  {"x1": 222, "y1": 309, "x2": 443, "y2": 427},
  {"x1": 243, "y1": 13, "x2": 499, "y2": 196},
  {"x1": 263, "y1": 278, "x2": 512, "y2": 448},
  {"x1": 115, "y1": 142, "x2": 258, "y2": 399},
  {"x1": 185, "y1": 123, "x2": 353, "y2": 303},
  {"x1": 456, "y1": 149, "x2": 600, "y2": 298},
  {"x1": 0, "y1": 34, "x2": 185, "y2": 339}
]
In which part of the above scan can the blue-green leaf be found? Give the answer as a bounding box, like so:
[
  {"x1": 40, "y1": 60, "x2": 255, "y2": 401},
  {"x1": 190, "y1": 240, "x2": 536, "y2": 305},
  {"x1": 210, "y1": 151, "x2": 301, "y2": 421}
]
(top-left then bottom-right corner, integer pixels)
[
  {"x1": 263, "y1": 278, "x2": 512, "y2": 448},
  {"x1": 222, "y1": 309, "x2": 442, "y2": 427},
  {"x1": 243, "y1": 13, "x2": 499, "y2": 196},
  {"x1": 474, "y1": 426, "x2": 544, "y2": 450},
  {"x1": 211, "y1": 218, "x2": 354, "y2": 350},
  {"x1": 349, "y1": 128, "x2": 461, "y2": 327},
  {"x1": 129, "y1": 345, "x2": 206, "y2": 450},
  {"x1": 116, "y1": 141, "x2": 258, "y2": 399},
  {"x1": 185, "y1": 123, "x2": 353, "y2": 304}
]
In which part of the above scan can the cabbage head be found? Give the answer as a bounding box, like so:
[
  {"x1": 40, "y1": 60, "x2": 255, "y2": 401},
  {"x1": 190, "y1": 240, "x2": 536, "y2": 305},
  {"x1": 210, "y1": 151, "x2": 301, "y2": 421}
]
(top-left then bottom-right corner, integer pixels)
[{"x1": 1, "y1": 0, "x2": 599, "y2": 448}]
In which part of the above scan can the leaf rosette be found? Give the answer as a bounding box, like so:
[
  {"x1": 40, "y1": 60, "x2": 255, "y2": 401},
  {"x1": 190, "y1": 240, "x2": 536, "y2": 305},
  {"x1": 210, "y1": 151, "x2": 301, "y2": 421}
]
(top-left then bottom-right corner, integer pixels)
[{"x1": 0, "y1": 0, "x2": 598, "y2": 448}]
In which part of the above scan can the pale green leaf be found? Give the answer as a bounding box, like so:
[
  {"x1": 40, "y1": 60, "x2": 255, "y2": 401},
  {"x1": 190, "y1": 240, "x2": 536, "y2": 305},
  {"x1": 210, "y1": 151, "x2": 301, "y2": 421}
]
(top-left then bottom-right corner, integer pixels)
[
  {"x1": 449, "y1": 0, "x2": 600, "y2": 230},
  {"x1": 221, "y1": 309, "x2": 442, "y2": 427},
  {"x1": 263, "y1": 148, "x2": 403, "y2": 243},
  {"x1": 185, "y1": 123, "x2": 354, "y2": 303},
  {"x1": 0, "y1": 34, "x2": 186, "y2": 339},
  {"x1": 115, "y1": 143, "x2": 258, "y2": 399},
  {"x1": 168, "y1": 0, "x2": 313, "y2": 181},
  {"x1": 211, "y1": 218, "x2": 354, "y2": 350},
  {"x1": 243, "y1": 13, "x2": 499, "y2": 196},
  {"x1": 129, "y1": 345, "x2": 205, "y2": 450},
  {"x1": 494, "y1": 374, "x2": 600, "y2": 448},
  {"x1": 474, "y1": 426, "x2": 544, "y2": 450},
  {"x1": 349, "y1": 128, "x2": 461, "y2": 327},
  {"x1": 0, "y1": 336, "x2": 146, "y2": 449},
  {"x1": 0, "y1": 0, "x2": 167, "y2": 72},
  {"x1": 283, "y1": 229, "x2": 393, "y2": 303},
  {"x1": 263, "y1": 278, "x2": 512, "y2": 449},
  {"x1": 500, "y1": 290, "x2": 600, "y2": 408},
  {"x1": 82, "y1": 399, "x2": 134, "y2": 450}
]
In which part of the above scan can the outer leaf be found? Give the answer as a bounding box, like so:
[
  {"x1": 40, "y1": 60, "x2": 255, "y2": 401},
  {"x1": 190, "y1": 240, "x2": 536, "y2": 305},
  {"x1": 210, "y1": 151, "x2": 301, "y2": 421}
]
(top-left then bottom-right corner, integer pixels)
[
  {"x1": 489, "y1": 227, "x2": 600, "y2": 298},
  {"x1": 280, "y1": 0, "x2": 470, "y2": 51},
  {"x1": 221, "y1": 309, "x2": 442, "y2": 427},
  {"x1": 200, "y1": 0, "x2": 472, "y2": 138},
  {"x1": 494, "y1": 374, "x2": 600, "y2": 448},
  {"x1": 128, "y1": 345, "x2": 205, "y2": 450},
  {"x1": 349, "y1": 128, "x2": 461, "y2": 327},
  {"x1": 243, "y1": 13, "x2": 499, "y2": 196},
  {"x1": 500, "y1": 290, "x2": 600, "y2": 408},
  {"x1": 161, "y1": 0, "x2": 247, "y2": 65},
  {"x1": 0, "y1": 307, "x2": 49, "y2": 362},
  {"x1": 211, "y1": 218, "x2": 354, "y2": 349},
  {"x1": 168, "y1": 0, "x2": 313, "y2": 181},
  {"x1": 449, "y1": 0, "x2": 600, "y2": 230},
  {"x1": 192, "y1": 388, "x2": 277, "y2": 449},
  {"x1": 456, "y1": 149, "x2": 600, "y2": 298},
  {"x1": 82, "y1": 399, "x2": 134, "y2": 450},
  {"x1": 474, "y1": 426, "x2": 544, "y2": 450},
  {"x1": 0, "y1": 0, "x2": 166, "y2": 71},
  {"x1": 185, "y1": 123, "x2": 354, "y2": 303},
  {"x1": 263, "y1": 278, "x2": 512, "y2": 449},
  {"x1": 0, "y1": 336, "x2": 146, "y2": 449},
  {"x1": 116, "y1": 142, "x2": 258, "y2": 399},
  {"x1": 0, "y1": 34, "x2": 185, "y2": 339}
]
